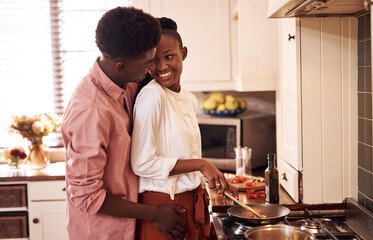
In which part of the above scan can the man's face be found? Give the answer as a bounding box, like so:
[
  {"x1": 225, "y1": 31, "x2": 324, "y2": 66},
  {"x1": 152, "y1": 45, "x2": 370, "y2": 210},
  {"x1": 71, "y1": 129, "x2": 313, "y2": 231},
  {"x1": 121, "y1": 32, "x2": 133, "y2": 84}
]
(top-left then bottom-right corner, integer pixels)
[{"x1": 117, "y1": 48, "x2": 156, "y2": 85}]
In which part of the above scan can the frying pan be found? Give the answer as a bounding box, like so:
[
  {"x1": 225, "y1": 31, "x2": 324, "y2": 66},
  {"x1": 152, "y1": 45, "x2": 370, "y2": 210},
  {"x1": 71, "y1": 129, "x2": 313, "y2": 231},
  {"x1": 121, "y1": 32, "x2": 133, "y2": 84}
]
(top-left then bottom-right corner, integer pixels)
[{"x1": 227, "y1": 203, "x2": 290, "y2": 225}]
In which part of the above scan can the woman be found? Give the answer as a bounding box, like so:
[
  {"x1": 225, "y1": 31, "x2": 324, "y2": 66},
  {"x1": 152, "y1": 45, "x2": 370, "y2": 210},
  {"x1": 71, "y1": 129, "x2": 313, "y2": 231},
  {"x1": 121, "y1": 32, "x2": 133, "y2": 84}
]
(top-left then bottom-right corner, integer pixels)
[{"x1": 131, "y1": 17, "x2": 232, "y2": 240}]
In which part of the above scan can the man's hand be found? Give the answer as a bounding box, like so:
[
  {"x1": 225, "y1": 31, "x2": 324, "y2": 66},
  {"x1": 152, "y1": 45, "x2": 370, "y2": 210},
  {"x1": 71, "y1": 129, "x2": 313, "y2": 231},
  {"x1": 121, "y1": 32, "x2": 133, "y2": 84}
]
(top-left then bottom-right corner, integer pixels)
[{"x1": 152, "y1": 205, "x2": 186, "y2": 240}]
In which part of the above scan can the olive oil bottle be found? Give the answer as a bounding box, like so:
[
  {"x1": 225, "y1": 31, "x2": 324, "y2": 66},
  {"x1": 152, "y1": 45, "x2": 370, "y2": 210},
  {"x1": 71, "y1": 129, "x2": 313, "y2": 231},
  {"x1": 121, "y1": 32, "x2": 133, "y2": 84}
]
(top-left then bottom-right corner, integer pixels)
[{"x1": 265, "y1": 153, "x2": 279, "y2": 203}]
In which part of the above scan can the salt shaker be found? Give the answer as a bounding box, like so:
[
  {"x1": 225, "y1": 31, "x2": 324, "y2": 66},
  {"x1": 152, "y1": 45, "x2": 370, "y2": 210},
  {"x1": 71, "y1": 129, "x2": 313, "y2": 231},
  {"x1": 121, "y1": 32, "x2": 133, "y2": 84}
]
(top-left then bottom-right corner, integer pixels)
[
  {"x1": 234, "y1": 146, "x2": 244, "y2": 176},
  {"x1": 241, "y1": 147, "x2": 252, "y2": 176}
]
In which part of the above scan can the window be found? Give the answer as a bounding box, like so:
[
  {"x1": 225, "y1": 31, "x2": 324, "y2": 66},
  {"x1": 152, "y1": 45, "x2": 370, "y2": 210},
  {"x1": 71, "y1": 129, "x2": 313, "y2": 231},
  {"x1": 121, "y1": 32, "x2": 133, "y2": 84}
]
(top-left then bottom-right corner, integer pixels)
[{"x1": 0, "y1": 0, "x2": 132, "y2": 147}]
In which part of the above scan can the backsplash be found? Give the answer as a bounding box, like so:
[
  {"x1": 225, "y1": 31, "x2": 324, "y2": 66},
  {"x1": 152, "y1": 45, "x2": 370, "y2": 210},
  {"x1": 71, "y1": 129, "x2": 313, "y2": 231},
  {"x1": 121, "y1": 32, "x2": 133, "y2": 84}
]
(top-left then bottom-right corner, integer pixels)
[{"x1": 358, "y1": 12, "x2": 373, "y2": 212}]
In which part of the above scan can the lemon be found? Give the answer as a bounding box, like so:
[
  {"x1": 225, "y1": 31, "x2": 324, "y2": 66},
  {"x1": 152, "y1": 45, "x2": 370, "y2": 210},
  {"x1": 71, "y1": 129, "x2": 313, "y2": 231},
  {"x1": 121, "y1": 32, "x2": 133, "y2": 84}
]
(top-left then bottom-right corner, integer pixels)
[
  {"x1": 217, "y1": 103, "x2": 226, "y2": 111},
  {"x1": 225, "y1": 97, "x2": 239, "y2": 110},
  {"x1": 238, "y1": 98, "x2": 247, "y2": 109},
  {"x1": 203, "y1": 98, "x2": 218, "y2": 110},
  {"x1": 210, "y1": 92, "x2": 225, "y2": 104},
  {"x1": 200, "y1": 99, "x2": 207, "y2": 110}
]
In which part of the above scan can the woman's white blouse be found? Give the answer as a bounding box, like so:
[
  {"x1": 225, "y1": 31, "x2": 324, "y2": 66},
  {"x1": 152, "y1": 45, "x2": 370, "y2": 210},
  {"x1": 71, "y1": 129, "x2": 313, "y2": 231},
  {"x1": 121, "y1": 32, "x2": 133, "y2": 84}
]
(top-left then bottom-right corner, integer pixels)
[{"x1": 131, "y1": 80, "x2": 202, "y2": 199}]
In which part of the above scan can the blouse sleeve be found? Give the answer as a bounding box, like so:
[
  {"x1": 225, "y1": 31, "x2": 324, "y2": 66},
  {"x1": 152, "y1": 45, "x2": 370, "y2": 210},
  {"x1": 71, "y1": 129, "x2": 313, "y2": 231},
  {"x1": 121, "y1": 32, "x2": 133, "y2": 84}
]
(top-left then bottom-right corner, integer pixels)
[{"x1": 131, "y1": 88, "x2": 178, "y2": 180}]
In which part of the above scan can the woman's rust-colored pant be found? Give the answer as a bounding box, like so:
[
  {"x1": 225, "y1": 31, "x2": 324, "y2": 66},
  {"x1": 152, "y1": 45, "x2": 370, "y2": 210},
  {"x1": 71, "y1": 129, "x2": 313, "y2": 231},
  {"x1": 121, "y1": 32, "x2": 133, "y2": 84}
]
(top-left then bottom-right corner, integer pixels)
[{"x1": 136, "y1": 185, "x2": 210, "y2": 240}]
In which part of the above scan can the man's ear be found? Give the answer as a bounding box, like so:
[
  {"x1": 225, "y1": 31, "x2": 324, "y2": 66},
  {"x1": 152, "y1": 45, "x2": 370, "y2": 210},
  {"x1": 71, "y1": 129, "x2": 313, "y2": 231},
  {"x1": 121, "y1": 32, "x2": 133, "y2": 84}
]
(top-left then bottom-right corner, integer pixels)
[
  {"x1": 116, "y1": 61, "x2": 126, "y2": 72},
  {"x1": 182, "y1": 46, "x2": 188, "y2": 61}
]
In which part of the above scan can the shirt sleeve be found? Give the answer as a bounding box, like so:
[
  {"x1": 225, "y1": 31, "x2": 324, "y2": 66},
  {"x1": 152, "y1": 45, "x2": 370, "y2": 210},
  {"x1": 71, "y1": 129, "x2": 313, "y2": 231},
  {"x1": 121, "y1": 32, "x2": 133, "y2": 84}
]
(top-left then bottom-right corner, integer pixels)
[
  {"x1": 131, "y1": 88, "x2": 178, "y2": 180},
  {"x1": 62, "y1": 106, "x2": 109, "y2": 215}
]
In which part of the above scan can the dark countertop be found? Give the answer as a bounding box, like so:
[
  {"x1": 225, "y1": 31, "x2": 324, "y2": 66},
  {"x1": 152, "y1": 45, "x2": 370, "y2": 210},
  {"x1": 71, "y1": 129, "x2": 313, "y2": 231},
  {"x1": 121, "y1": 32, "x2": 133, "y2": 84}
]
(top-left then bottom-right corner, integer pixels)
[{"x1": 0, "y1": 162, "x2": 65, "y2": 182}]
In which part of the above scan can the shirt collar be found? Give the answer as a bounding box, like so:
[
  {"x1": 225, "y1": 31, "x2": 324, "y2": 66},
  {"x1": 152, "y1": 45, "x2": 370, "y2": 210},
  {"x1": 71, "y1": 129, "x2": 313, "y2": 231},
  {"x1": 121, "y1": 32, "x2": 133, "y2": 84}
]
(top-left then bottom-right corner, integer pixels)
[{"x1": 90, "y1": 57, "x2": 125, "y2": 101}]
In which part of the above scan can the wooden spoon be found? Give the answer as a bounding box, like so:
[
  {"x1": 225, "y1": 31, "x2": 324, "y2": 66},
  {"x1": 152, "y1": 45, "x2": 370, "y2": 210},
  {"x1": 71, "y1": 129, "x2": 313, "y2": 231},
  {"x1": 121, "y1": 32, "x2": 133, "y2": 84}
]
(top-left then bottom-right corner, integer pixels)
[{"x1": 224, "y1": 191, "x2": 264, "y2": 218}]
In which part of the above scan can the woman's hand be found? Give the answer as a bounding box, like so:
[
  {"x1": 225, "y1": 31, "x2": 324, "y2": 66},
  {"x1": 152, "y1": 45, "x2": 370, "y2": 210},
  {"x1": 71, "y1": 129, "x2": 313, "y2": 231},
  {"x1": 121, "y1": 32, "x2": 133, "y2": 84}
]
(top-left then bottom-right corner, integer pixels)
[
  {"x1": 169, "y1": 158, "x2": 237, "y2": 196},
  {"x1": 200, "y1": 159, "x2": 236, "y2": 195}
]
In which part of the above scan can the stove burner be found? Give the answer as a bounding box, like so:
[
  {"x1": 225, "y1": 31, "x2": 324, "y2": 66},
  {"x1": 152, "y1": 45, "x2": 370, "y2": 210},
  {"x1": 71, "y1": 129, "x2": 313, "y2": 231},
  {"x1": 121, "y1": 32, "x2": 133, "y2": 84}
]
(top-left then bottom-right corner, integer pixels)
[{"x1": 300, "y1": 218, "x2": 322, "y2": 234}]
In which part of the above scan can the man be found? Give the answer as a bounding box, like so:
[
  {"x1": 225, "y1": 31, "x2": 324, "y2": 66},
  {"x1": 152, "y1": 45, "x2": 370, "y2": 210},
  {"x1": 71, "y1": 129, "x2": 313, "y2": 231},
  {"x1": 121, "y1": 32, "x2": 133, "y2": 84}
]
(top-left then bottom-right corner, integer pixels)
[{"x1": 61, "y1": 7, "x2": 186, "y2": 240}]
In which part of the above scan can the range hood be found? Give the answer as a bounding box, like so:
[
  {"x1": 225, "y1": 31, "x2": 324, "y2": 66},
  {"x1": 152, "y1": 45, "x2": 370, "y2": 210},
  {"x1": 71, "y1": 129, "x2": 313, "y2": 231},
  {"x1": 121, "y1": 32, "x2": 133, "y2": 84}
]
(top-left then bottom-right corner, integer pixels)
[{"x1": 268, "y1": 0, "x2": 369, "y2": 18}]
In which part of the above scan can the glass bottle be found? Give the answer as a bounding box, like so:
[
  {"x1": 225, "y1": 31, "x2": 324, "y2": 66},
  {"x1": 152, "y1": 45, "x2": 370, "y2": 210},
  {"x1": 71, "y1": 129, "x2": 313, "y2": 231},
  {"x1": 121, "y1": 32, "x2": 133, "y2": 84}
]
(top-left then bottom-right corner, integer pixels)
[
  {"x1": 234, "y1": 146, "x2": 244, "y2": 176},
  {"x1": 265, "y1": 153, "x2": 279, "y2": 203},
  {"x1": 242, "y1": 147, "x2": 252, "y2": 176}
]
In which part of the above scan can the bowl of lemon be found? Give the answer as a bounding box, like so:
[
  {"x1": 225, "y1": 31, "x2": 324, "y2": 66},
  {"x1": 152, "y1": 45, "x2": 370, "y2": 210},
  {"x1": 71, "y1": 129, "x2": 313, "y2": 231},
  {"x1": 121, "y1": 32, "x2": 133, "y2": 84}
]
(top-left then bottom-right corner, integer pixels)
[{"x1": 200, "y1": 92, "x2": 246, "y2": 117}]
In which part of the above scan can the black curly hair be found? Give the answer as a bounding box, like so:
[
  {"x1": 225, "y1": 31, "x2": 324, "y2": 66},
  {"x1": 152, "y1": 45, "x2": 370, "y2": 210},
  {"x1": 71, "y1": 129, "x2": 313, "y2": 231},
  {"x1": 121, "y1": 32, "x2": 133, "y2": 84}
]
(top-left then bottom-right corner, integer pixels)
[
  {"x1": 157, "y1": 17, "x2": 183, "y2": 48},
  {"x1": 96, "y1": 7, "x2": 161, "y2": 59}
]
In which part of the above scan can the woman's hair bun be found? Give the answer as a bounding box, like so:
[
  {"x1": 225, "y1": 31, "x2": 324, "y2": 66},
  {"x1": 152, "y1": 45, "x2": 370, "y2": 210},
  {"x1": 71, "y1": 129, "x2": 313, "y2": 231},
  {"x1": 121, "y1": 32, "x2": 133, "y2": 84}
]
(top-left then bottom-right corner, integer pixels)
[{"x1": 157, "y1": 17, "x2": 177, "y2": 31}]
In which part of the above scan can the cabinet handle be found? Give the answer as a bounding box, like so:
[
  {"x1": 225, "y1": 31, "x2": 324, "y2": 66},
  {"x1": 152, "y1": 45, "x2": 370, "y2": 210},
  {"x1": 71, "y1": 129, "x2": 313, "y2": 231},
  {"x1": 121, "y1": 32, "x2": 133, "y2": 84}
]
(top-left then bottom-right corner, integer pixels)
[
  {"x1": 281, "y1": 173, "x2": 288, "y2": 181},
  {"x1": 62, "y1": 187, "x2": 66, "y2": 191},
  {"x1": 288, "y1": 34, "x2": 295, "y2": 41},
  {"x1": 33, "y1": 218, "x2": 39, "y2": 224}
]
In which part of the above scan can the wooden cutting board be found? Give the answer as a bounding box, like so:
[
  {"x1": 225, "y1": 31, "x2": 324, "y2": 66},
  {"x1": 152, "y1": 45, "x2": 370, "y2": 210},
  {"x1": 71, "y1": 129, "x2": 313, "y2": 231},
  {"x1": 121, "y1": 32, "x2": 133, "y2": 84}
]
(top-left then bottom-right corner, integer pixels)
[
  {"x1": 224, "y1": 173, "x2": 265, "y2": 192},
  {"x1": 208, "y1": 174, "x2": 266, "y2": 213}
]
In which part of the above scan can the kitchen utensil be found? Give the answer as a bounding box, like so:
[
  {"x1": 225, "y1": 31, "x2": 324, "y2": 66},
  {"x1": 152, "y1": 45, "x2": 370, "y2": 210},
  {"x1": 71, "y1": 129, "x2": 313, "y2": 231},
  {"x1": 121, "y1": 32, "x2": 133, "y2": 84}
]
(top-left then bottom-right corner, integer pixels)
[
  {"x1": 227, "y1": 203, "x2": 290, "y2": 225},
  {"x1": 223, "y1": 192, "x2": 264, "y2": 218},
  {"x1": 244, "y1": 225, "x2": 316, "y2": 240}
]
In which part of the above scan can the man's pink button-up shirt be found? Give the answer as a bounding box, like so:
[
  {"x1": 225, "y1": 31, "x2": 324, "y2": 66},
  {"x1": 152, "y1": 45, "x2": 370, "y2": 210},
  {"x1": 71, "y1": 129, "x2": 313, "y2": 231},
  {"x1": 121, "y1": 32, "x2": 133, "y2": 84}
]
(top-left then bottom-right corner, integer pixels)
[{"x1": 62, "y1": 58, "x2": 139, "y2": 240}]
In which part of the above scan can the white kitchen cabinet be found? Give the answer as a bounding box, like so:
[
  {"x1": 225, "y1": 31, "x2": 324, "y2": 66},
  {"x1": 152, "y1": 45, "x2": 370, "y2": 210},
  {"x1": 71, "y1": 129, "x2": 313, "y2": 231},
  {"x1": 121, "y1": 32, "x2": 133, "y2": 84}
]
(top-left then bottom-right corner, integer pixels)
[
  {"x1": 28, "y1": 181, "x2": 67, "y2": 240},
  {"x1": 231, "y1": 0, "x2": 278, "y2": 91},
  {"x1": 132, "y1": 0, "x2": 278, "y2": 92},
  {"x1": 276, "y1": 18, "x2": 358, "y2": 204},
  {"x1": 133, "y1": 0, "x2": 232, "y2": 91}
]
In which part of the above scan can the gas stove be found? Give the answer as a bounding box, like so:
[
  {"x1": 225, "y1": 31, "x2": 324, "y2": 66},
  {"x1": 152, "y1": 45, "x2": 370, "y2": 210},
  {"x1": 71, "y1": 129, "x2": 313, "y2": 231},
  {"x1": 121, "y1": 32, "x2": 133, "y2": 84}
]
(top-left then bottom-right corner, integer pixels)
[{"x1": 212, "y1": 199, "x2": 373, "y2": 240}]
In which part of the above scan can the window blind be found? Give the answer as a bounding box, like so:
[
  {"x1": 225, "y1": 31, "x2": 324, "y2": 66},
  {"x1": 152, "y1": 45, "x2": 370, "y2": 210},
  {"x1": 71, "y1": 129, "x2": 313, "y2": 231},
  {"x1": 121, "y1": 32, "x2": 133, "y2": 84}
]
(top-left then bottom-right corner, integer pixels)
[{"x1": 0, "y1": 0, "x2": 132, "y2": 148}]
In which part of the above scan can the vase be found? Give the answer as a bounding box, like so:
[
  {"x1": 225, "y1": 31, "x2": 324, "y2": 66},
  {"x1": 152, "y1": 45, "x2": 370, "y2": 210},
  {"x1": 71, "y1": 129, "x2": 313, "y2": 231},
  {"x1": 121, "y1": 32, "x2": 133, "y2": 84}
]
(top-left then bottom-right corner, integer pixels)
[
  {"x1": 8, "y1": 157, "x2": 20, "y2": 168},
  {"x1": 26, "y1": 137, "x2": 49, "y2": 169}
]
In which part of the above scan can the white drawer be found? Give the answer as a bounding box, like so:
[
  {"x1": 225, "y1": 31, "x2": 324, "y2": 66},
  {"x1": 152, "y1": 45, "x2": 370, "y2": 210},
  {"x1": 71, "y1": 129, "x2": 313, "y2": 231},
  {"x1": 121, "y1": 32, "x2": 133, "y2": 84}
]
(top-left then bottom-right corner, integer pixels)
[
  {"x1": 28, "y1": 181, "x2": 66, "y2": 201},
  {"x1": 277, "y1": 158, "x2": 299, "y2": 202}
]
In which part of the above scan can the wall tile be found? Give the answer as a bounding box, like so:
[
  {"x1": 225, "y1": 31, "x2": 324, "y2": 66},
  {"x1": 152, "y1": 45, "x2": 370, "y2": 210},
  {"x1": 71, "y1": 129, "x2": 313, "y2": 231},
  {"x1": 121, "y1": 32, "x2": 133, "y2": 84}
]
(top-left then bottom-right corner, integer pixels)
[
  {"x1": 359, "y1": 41, "x2": 365, "y2": 66},
  {"x1": 359, "y1": 16, "x2": 365, "y2": 41},
  {"x1": 367, "y1": 120, "x2": 372, "y2": 145},
  {"x1": 366, "y1": 67, "x2": 372, "y2": 92},
  {"x1": 358, "y1": 93, "x2": 365, "y2": 117},
  {"x1": 367, "y1": 197, "x2": 373, "y2": 212},
  {"x1": 358, "y1": 192, "x2": 366, "y2": 206},
  {"x1": 358, "y1": 118, "x2": 365, "y2": 142},
  {"x1": 367, "y1": 15, "x2": 371, "y2": 40},
  {"x1": 367, "y1": 40, "x2": 371, "y2": 66},
  {"x1": 366, "y1": 93, "x2": 372, "y2": 118},
  {"x1": 366, "y1": 145, "x2": 372, "y2": 172},
  {"x1": 359, "y1": 67, "x2": 365, "y2": 91},
  {"x1": 358, "y1": 168, "x2": 365, "y2": 193},
  {"x1": 366, "y1": 172, "x2": 372, "y2": 198},
  {"x1": 359, "y1": 143, "x2": 366, "y2": 168}
]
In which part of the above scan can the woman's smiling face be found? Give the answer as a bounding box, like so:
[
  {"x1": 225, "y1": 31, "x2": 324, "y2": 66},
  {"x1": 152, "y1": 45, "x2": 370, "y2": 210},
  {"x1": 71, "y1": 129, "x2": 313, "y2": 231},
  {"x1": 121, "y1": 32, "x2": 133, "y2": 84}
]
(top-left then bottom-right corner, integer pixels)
[{"x1": 149, "y1": 34, "x2": 187, "y2": 92}]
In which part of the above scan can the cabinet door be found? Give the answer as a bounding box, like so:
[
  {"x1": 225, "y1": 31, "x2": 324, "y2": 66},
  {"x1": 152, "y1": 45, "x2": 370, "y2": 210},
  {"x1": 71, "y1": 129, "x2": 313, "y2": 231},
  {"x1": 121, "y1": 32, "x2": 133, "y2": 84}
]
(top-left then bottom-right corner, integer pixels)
[
  {"x1": 133, "y1": 0, "x2": 232, "y2": 91},
  {"x1": 234, "y1": 0, "x2": 278, "y2": 91},
  {"x1": 276, "y1": 18, "x2": 302, "y2": 171},
  {"x1": 29, "y1": 201, "x2": 67, "y2": 240}
]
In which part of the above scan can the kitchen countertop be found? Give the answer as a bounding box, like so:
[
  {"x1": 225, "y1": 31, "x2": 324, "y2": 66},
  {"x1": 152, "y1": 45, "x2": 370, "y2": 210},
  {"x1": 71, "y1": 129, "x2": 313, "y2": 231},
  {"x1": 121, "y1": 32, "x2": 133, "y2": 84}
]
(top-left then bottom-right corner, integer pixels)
[
  {"x1": 0, "y1": 162, "x2": 65, "y2": 182},
  {"x1": 0, "y1": 163, "x2": 346, "y2": 213},
  {"x1": 208, "y1": 168, "x2": 346, "y2": 213}
]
